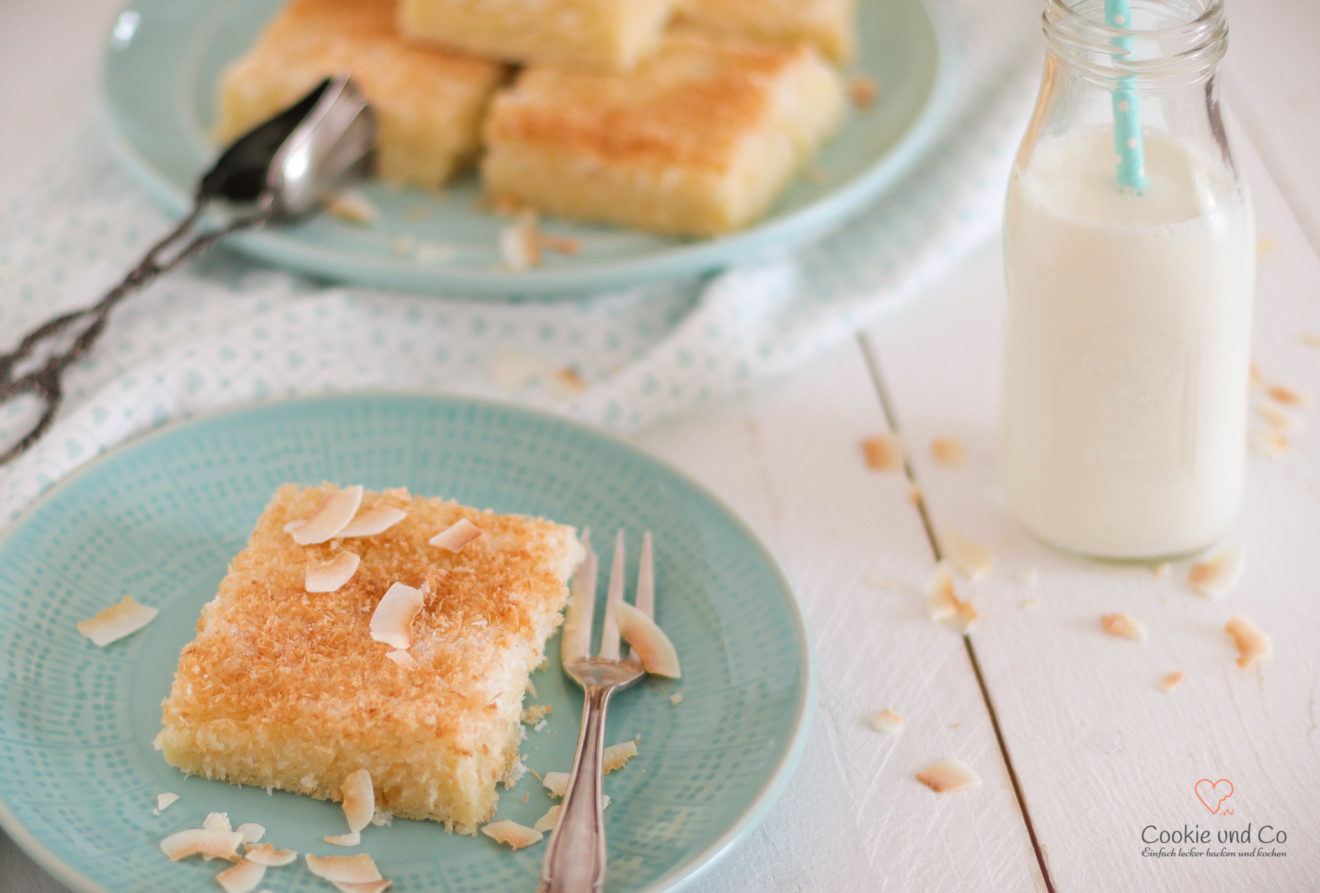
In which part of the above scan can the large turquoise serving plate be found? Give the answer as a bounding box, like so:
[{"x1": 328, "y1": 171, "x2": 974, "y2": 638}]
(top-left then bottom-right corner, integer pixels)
[
  {"x1": 0, "y1": 395, "x2": 812, "y2": 892},
  {"x1": 98, "y1": 0, "x2": 955, "y2": 297}
]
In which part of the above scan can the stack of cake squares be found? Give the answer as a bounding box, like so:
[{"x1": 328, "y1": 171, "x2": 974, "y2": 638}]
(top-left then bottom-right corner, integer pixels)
[{"x1": 217, "y1": 0, "x2": 855, "y2": 236}]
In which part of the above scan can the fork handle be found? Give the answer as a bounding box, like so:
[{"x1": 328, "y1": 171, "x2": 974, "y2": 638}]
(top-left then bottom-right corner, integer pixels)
[{"x1": 539, "y1": 685, "x2": 612, "y2": 893}]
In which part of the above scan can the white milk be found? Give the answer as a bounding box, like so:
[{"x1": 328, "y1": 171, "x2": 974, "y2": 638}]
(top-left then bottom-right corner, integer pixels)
[{"x1": 1000, "y1": 127, "x2": 1254, "y2": 558}]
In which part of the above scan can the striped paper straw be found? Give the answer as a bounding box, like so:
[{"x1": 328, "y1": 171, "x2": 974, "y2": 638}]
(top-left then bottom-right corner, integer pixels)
[{"x1": 1105, "y1": 0, "x2": 1146, "y2": 191}]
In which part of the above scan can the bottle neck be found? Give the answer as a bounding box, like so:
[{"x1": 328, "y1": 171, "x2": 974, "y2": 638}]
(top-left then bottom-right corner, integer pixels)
[{"x1": 1042, "y1": 0, "x2": 1228, "y2": 89}]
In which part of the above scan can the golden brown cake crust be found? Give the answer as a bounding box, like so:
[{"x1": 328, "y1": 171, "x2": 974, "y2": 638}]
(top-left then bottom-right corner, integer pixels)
[
  {"x1": 485, "y1": 29, "x2": 812, "y2": 174},
  {"x1": 160, "y1": 484, "x2": 581, "y2": 833}
]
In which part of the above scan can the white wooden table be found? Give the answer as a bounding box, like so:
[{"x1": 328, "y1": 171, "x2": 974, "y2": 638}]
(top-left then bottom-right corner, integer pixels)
[{"x1": 2, "y1": 1, "x2": 1317, "y2": 890}]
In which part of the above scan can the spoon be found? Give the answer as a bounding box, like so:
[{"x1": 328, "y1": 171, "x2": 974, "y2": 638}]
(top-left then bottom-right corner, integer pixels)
[{"x1": 0, "y1": 74, "x2": 376, "y2": 465}]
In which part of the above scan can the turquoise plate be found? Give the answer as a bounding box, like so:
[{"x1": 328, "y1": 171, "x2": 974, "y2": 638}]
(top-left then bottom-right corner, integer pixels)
[
  {"x1": 98, "y1": 0, "x2": 955, "y2": 297},
  {"x1": 0, "y1": 395, "x2": 812, "y2": 892}
]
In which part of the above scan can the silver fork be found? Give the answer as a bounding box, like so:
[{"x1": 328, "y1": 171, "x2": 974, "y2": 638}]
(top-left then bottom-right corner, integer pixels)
[{"x1": 539, "y1": 529, "x2": 654, "y2": 893}]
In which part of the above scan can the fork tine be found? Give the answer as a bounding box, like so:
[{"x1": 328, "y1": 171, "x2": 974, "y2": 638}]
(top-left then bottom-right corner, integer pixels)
[
  {"x1": 635, "y1": 530, "x2": 654, "y2": 620},
  {"x1": 598, "y1": 529, "x2": 625, "y2": 660},
  {"x1": 561, "y1": 528, "x2": 596, "y2": 665}
]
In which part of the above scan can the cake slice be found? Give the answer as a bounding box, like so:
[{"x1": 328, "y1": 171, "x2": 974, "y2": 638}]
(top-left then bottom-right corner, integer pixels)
[
  {"x1": 214, "y1": 0, "x2": 507, "y2": 188},
  {"x1": 676, "y1": 0, "x2": 857, "y2": 62},
  {"x1": 397, "y1": 0, "x2": 677, "y2": 72},
  {"x1": 159, "y1": 484, "x2": 583, "y2": 835},
  {"x1": 482, "y1": 29, "x2": 846, "y2": 237}
]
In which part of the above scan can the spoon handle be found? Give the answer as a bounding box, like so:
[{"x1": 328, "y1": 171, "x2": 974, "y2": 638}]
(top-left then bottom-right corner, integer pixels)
[{"x1": 0, "y1": 203, "x2": 271, "y2": 465}]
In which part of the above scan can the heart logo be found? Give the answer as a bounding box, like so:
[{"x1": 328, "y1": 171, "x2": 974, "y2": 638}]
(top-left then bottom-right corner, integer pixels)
[{"x1": 1195, "y1": 778, "x2": 1234, "y2": 814}]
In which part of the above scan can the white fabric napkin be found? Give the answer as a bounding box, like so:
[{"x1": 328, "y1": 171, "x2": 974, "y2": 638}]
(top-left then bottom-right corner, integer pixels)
[{"x1": 0, "y1": 0, "x2": 1042, "y2": 526}]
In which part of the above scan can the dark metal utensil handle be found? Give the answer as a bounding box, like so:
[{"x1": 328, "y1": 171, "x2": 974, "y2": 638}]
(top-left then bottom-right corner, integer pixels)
[{"x1": 0, "y1": 205, "x2": 271, "y2": 465}]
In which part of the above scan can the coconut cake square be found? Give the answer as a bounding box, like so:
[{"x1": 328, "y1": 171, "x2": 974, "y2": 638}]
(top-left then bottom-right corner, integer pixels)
[
  {"x1": 158, "y1": 483, "x2": 583, "y2": 835},
  {"x1": 481, "y1": 29, "x2": 846, "y2": 237},
  {"x1": 214, "y1": 0, "x2": 507, "y2": 188}
]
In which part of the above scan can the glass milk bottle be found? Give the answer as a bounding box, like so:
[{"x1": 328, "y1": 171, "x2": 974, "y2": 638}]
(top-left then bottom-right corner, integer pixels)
[{"x1": 999, "y1": 0, "x2": 1254, "y2": 559}]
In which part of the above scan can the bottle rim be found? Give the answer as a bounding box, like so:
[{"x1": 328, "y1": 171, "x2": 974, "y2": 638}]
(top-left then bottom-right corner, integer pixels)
[{"x1": 1042, "y1": 0, "x2": 1227, "y2": 83}]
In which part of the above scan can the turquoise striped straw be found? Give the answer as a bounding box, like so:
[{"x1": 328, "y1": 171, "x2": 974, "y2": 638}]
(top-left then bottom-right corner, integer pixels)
[{"x1": 1105, "y1": 0, "x2": 1146, "y2": 191}]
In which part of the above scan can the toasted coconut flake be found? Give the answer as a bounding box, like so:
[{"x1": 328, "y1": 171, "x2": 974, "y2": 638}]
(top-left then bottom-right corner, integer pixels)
[
  {"x1": 338, "y1": 506, "x2": 408, "y2": 538},
  {"x1": 306, "y1": 551, "x2": 361, "y2": 593},
  {"x1": 160, "y1": 828, "x2": 244, "y2": 862},
  {"x1": 930, "y1": 437, "x2": 967, "y2": 467},
  {"x1": 330, "y1": 881, "x2": 393, "y2": 893},
  {"x1": 860, "y1": 434, "x2": 903, "y2": 471},
  {"x1": 925, "y1": 561, "x2": 978, "y2": 631},
  {"x1": 76, "y1": 595, "x2": 158, "y2": 647},
  {"x1": 1187, "y1": 544, "x2": 1245, "y2": 599},
  {"x1": 341, "y1": 769, "x2": 375, "y2": 833},
  {"x1": 1250, "y1": 428, "x2": 1290, "y2": 457},
  {"x1": 236, "y1": 823, "x2": 265, "y2": 844},
  {"x1": 1225, "y1": 616, "x2": 1271, "y2": 669},
  {"x1": 521, "y1": 704, "x2": 553, "y2": 724},
  {"x1": 481, "y1": 820, "x2": 543, "y2": 850},
  {"x1": 533, "y1": 805, "x2": 562, "y2": 833},
  {"x1": 204, "y1": 812, "x2": 233, "y2": 833},
  {"x1": 243, "y1": 843, "x2": 297, "y2": 867},
  {"x1": 369, "y1": 582, "x2": 425, "y2": 650},
  {"x1": 1101, "y1": 613, "x2": 1146, "y2": 642},
  {"x1": 868, "y1": 709, "x2": 904, "y2": 734},
  {"x1": 292, "y1": 486, "x2": 364, "y2": 545},
  {"x1": 305, "y1": 853, "x2": 383, "y2": 883},
  {"x1": 384, "y1": 649, "x2": 418, "y2": 671},
  {"x1": 499, "y1": 213, "x2": 541, "y2": 271},
  {"x1": 603, "y1": 740, "x2": 638, "y2": 773},
  {"x1": 1160, "y1": 671, "x2": 1185, "y2": 693},
  {"x1": 615, "y1": 601, "x2": 681, "y2": 678},
  {"x1": 429, "y1": 517, "x2": 483, "y2": 552},
  {"x1": 325, "y1": 191, "x2": 378, "y2": 225},
  {"x1": 1267, "y1": 384, "x2": 1308, "y2": 406},
  {"x1": 324, "y1": 831, "x2": 361, "y2": 847},
  {"x1": 940, "y1": 528, "x2": 995, "y2": 581},
  {"x1": 155, "y1": 792, "x2": 179, "y2": 813},
  {"x1": 916, "y1": 759, "x2": 982, "y2": 793},
  {"x1": 216, "y1": 858, "x2": 266, "y2": 893},
  {"x1": 670, "y1": 692, "x2": 683, "y2": 706},
  {"x1": 849, "y1": 76, "x2": 878, "y2": 109},
  {"x1": 283, "y1": 519, "x2": 307, "y2": 533},
  {"x1": 542, "y1": 771, "x2": 570, "y2": 798},
  {"x1": 1258, "y1": 402, "x2": 1300, "y2": 433}
]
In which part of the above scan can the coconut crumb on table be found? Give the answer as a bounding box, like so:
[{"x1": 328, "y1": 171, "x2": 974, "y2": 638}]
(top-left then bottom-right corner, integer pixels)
[
  {"x1": 1225, "y1": 616, "x2": 1271, "y2": 669},
  {"x1": 930, "y1": 437, "x2": 967, "y2": 467},
  {"x1": 1257, "y1": 401, "x2": 1300, "y2": 433},
  {"x1": 1250, "y1": 428, "x2": 1290, "y2": 457},
  {"x1": 521, "y1": 704, "x2": 553, "y2": 724},
  {"x1": 1186, "y1": 544, "x2": 1245, "y2": 599},
  {"x1": 915, "y1": 759, "x2": 981, "y2": 793},
  {"x1": 867, "y1": 709, "x2": 904, "y2": 735},
  {"x1": 670, "y1": 692, "x2": 683, "y2": 706},
  {"x1": 1160, "y1": 671, "x2": 1185, "y2": 693},
  {"x1": 925, "y1": 561, "x2": 979, "y2": 632},
  {"x1": 1101, "y1": 613, "x2": 1146, "y2": 642},
  {"x1": 1266, "y1": 384, "x2": 1309, "y2": 407},
  {"x1": 860, "y1": 434, "x2": 903, "y2": 471}
]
